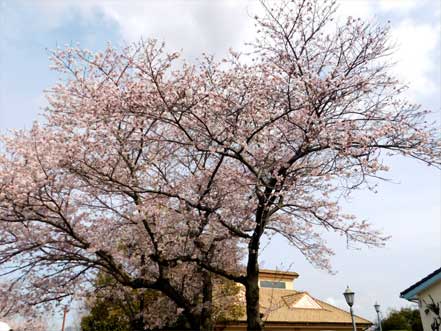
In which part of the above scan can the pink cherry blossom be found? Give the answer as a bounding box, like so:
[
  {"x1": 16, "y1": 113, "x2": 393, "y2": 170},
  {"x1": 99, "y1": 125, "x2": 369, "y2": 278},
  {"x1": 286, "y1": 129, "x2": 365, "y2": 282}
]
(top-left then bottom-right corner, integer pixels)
[{"x1": 0, "y1": 1, "x2": 439, "y2": 330}]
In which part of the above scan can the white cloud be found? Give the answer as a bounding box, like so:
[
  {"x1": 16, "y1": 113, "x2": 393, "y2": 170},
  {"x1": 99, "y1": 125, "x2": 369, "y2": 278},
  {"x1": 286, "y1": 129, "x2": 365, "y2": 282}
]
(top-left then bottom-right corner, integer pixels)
[
  {"x1": 390, "y1": 19, "x2": 440, "y2": 97},
  {"x1": 338, "y1": 0, "x2": 440, "y2": 99},
  {"x1": 338, "y1": 0, "x2": 374, "y2": 19},
  {"x1": 57, "y1": 0, "x2": 259, "y2": 59},
  {"x1": 378, "y1": 0, "x2": 422, "y2": 12},
  {"x1": 15, "y1": 0, "x2": 439, "y2": 102}
]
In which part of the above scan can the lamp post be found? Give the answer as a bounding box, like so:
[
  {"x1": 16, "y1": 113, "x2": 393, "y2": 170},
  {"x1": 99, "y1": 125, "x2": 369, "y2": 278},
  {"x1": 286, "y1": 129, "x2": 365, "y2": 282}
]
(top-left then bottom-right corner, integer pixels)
[
  {"x1": 343, "y1": 286, "x2": 357, "y2": 331},
  {"x1": 61, "y1": 305, "x2": 68, "y2": 331},
  {"x1": 374, "y1": 302, "x2": 382, "y2": 331}
]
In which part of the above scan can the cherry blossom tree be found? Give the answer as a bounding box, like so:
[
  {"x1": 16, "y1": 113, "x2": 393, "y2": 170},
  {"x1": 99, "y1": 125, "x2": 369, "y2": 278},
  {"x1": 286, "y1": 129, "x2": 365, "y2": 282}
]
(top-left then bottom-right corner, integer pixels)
[
  {"x1": 0, "y1": 298, "x2": 46, "y2": 331},
  {"x1": 6, "y1": 320, "x2": 47, "y2": 331},
  {"x1": 80, "y1": 272, "x2": 244, "y2": 330},
  {"x1": 0, "y1": 121, "x2": 240, "y2": 330},
  {"x1": 0, "y1": 120, "x2": 238, "y2": 330},
  {"x1": 0, "y1": 283, "x2": 46, "y2": 331},
  {"x1": 0, "y1": 0, "x2": 440, "y2": 330}
]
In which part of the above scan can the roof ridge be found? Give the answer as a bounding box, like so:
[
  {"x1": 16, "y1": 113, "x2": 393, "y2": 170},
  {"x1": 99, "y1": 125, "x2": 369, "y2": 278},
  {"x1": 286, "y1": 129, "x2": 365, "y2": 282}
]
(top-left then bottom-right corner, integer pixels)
[
  {"x1": 259, "y1": 268, "x2": 299, "y2": 276},
  {"x1": 313, "y1": 297, "x2": 372, "y2": 324},
  {"x1": 256, "y1": 288, "x2": 372, "y2": 325}
]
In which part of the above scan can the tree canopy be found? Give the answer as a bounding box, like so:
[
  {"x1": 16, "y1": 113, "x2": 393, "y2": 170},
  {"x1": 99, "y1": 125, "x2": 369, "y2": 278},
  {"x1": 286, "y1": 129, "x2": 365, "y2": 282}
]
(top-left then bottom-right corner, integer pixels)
[
  {"x1": 80, "y1": 272, "x2": 244, "y2": 331},
  {"x1": 382, "y1": 307, "x2": 423, "y2": 331},
  {"x1": 0, "y1": 0, "x2": 439, "y2": 330}
]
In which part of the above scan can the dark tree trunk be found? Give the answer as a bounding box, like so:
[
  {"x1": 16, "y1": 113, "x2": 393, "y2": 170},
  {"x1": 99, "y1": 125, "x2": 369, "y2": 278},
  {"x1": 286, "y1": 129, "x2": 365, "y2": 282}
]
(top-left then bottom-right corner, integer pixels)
[
  {"x1": 129, "y1": 254, "x2": 147, "y2": 331},
  {"x1": 152, "y1": 278, "x2": 201, "y2": 330},
  {"x1": 185, "y1": 311, "x2": 201, "y2": 331},
  {"x1": 200, "y1": 270, "x2": 214, "y2": 331},
  {"x1": 130, "y1": 318, "x2": 146, "y2": 331},
  {"x1": 245, "y1": 238, "x2": 264, "y2": 331},
  {"x1": 133, "y1": 292, "x2": 145, "y2": 331}
]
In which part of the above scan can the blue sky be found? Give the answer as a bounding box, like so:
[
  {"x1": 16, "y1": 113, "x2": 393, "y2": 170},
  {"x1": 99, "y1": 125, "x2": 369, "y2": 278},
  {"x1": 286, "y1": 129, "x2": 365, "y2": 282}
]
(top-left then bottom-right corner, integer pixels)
[{"x1": 0, "y1": 0, "x2": 440, "y2": 328}]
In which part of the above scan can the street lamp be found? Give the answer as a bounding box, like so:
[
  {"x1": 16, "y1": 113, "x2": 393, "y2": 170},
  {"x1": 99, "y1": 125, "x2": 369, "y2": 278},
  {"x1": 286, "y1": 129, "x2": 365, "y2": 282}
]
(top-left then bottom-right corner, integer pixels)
[
  {"x1": 343, "y1": 286, "x2": 357, "y2": 331},
  {"x1": 374, "y1": 302, "x2": 382, "y2": 331}
]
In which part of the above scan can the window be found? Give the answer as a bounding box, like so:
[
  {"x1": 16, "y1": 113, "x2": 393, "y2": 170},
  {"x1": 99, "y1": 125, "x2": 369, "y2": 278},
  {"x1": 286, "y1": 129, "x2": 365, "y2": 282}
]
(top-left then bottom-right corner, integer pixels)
[{"x1": 260, "y1": 280, "x2": 286, "y2": 289}]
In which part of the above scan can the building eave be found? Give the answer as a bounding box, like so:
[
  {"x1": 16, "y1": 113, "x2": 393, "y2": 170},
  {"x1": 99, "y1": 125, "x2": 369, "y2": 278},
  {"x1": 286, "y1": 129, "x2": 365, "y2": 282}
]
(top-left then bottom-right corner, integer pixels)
[
  {"x1": 259, "y1": 269, "x2": 299, "y2": 278},
  {"x1": 400, "y1": 267, "x2": 441, "y2": 301},
  {"x1": 217, "y1": 320, "x2": 372, "y2": 330}
]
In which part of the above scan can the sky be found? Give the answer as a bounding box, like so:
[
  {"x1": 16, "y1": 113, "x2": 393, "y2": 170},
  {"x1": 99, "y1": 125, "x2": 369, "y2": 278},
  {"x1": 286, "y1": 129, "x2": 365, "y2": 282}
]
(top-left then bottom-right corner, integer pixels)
[{"x1": 0, "y1": 0, "x2": 440, "y2": 328}]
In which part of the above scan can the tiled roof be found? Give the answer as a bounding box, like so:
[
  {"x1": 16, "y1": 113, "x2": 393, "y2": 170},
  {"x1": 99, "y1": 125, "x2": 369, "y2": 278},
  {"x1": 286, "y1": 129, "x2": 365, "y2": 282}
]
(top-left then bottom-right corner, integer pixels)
[
  {"x1": 236, "y1": 288, "x2": 371, "y2": 325},
  {"x1": 281, "y1": 292, "x2": 305, "y2": 307}
]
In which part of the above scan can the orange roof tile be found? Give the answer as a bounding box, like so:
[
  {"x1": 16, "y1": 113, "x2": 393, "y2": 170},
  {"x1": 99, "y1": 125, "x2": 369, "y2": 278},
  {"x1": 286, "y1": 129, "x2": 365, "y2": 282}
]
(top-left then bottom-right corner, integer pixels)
[{"x1": 236, "y1": 288, "x2": 371, "y2": 325}]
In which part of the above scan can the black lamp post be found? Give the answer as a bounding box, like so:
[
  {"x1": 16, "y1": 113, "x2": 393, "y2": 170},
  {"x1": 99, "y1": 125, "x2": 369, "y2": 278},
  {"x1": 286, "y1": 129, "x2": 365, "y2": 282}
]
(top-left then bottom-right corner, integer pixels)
[
  {"x1": 374, "y1": 302, "x2": 382, "y2": 331},
  {"x1": 343, "y1": 286, "x2": 357, "y2": 331}
]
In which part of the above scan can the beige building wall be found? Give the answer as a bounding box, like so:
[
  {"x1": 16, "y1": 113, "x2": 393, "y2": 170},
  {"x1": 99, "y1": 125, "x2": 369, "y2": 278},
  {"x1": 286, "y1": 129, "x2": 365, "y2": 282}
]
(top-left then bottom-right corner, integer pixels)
[
  {"x1": 219, "y1": 269, "x2": 372, "y2": 331},
  {"x1": 417, "y1": 281, "x2": 441, "y2": 331},
  {"x1": 258, "y1": 269, "x2": 298, "y2": 290},
  {"x1": 258, "y1": 275, "x2": 295, "y2": 290}
]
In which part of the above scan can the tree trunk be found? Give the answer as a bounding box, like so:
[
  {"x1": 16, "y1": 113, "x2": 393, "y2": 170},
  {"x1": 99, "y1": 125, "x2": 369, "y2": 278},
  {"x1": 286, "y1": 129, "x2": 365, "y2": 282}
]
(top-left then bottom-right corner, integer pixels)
[
  {"x1": 184, "y1": 309, "x2": 202, "y2": 331},
  {"x1": 129, "y1": 318, "x2": 145, "y2": 331},
  {"x1": 245, "y1": 242, "x2": 264, "y2": 331},
  {"x1": 200, "y1": 270, "x2": 214, "y2": 331},
  {"x1": 135, "y1": 254, "x2": 146, "y2": 331},
  {"x1": 153, "y1": 278, "x2": 201, "y2": 330}
]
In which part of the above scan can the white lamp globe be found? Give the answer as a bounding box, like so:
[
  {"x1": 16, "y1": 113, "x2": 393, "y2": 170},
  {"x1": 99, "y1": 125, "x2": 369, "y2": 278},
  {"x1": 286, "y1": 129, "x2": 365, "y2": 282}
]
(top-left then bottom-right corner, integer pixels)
[{"x1": 0, "y1": 321, "x2": 11, "y2": 331}]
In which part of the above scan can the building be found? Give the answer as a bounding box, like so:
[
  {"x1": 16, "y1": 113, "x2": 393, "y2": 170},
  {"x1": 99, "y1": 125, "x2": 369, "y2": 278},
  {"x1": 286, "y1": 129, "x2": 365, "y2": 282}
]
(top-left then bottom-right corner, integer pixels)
[
  {"x1": 401, "y1": 267, "x2": 441, "y2": 331},
  {"x1": 217, "y1": 269, "x2": 372, "y2": 331}
]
